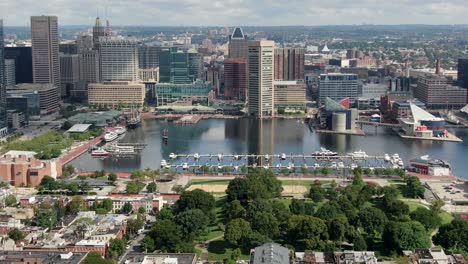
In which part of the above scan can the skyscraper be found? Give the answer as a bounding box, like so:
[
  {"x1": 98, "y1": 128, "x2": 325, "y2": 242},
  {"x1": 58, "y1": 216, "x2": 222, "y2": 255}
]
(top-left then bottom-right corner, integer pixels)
[
  {"x1": 274, "y1": 47, "x2": 305, "y2": 81},
  {"x1": 224, "y1": 58, "x2": 247, "y2": 100},
  {"x1": 99, "y1": 38, "x2": 139, "y2": 82},
  {"x1": 138, "y1": 44, "x2": 161, "y2": 69},
  {"x1": 159, "y1": 47, "x2": 199, "y2": 84},
  {"x1": 0, "y1": 19, "x2": 7, "y2": 135},
  {"x1": 228, "y1": 27, "x2": 248, "y2": 59},
  {"x1": 318, "y1": 73, "x2": 358, "y2": 105},
  {"x1": 248, "y1": 40, "x2": 275, "y2": 118},
  {"x1": 31, "y1": 16, "x2": 60, "y2": 99},
  {"x1": 92, "y1": 17, "x2": 105, "y2": 49},
  {"x1": 4, "y1": 47, "x2": 33, "y2": 84},
  {"x1": 5, "y1": 59, "x2": 16, "y2": 86},
  {"x1": 60, "y1": 53, "x2": 81, "y2": 97}
]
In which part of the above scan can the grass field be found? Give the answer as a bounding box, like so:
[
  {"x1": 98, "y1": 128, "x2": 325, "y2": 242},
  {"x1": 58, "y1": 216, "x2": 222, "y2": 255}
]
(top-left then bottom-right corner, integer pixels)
[{"x1": 404, "y1": 201, "x2": 454, "y2": 225}]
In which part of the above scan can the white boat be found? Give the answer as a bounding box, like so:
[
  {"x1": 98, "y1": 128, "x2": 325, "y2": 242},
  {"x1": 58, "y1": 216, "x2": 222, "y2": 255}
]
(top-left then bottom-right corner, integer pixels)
[
  {"x1": 265, "y1": 154, "x2": 270, "y2": 161},
  {"x1": 114, "y1": 126, "x2": 126, "y2": 135},
  {"x1": 114, "y1": 145, "x2": 135, "y2": 154},
  {"x1": 331, "y1": 162, "x2": 337, "y2": 168},
  {"x1": 398, "y1": 159, "x2": 404, "y2": 166},
  {"x1": 194, "y1": 153, "x2": 200, "y2": 160},
  {"x1": 263, "y1": 165, "x2": 269, "y2": 170},
  {"x1": 348, "y1": 150, "x2": 368, "y2": 159},
  {"x1": 160, "y1": 159, "x2": 168, "y2": 168},
  {"x1": 287, "y1": 163, "x2": 294, "y2": 170},
  {"x1": 217, "y1": 154, "x2": 223, "y2": 161},
  {"x1": 313, "y1": 163, "x2": 321, "y2": 169},
  {"x1": 338, "y1": 162, "x2": 345, "y2": 168},
  {"x1": 313, "y1": 148, "x2": 338, "y2": 158},
  {"x1": 218, "y1": 164, "x2": 223, "y2": 170},
  {"x1": 350, "y1": 163, "x2": 357, "y2": 170},
  {"x1": 234, "y1": 155, "x2": 240, "y2": 160},
  {"x1": 384, "y1": 154, "x2": 391, "y2": 162},
  {"x1": 91, "y1": 148, "x2": 110, "y2": 157},
  {"x1": 234, "y1": 165, "x2": 239, "y2": 171},
  {"x1": 182, "y1": 163, "x2": 189, "y2": 170},
  {"x1": 303, "y1": 164, "x2": 308, "y2": 169},
  {"x1": 280, "y1": 153, "x2": 287, "y2": 160},
  {"x1": 104, "y1": 131, "x2": 118, "y2": 142},
  {"x1": 393, "y1": 164, "x2": 399, "y2": 169},
  {"x1": 169, "y1": 153, "x2": 177, "y2": 160}
]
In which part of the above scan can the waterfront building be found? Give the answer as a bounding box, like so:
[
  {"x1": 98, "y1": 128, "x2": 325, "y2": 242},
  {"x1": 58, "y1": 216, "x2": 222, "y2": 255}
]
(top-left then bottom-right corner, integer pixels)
[
  {"x1": 99, "y1": 38, "x2": 139, "y2": 82},
  {"x1": 0, "y1": 20, "x2": 8, "y2": 137},
  {"x1": 4, "y1": 59, "x2": 15, "y2": 86},
  {"x1": 274, "y1": 47, "x2": 305, "y2": 81},
  {"x1": 228, "y1": 27, "x2": 248, "y2": 59},
  {"x1": 139, "y1": 68, "x2": 159, "y2": 83},
  {"x1": 0, "y1": 153, "x2": 62, "y2": 187},
  {"x1": 391, "y1": 100, "x2": 426, "y2": 120},
  {"x1": 151, "y1": 80, "x2": 212, "y2": 104},
  {"x1": 138, "y1": 44, "x2": 161, "y2": 69},
  {"x1": 159, "y1": 47, "x2": 200, "y2": 84},
  {"x1": 248, "y1": 40, "x2": 275, "y2": 118},
  {"x1": 31, "y1": 16, "x2": 60, "y2": 99},
  {"x1": 320, "y1": 97, "x2": 357, "y2": 132},
  {"x1": 59, "y1": 53, "x2": 81, "y2": 97},
  {"x1": 88, "y1": 81, "x2": 145, "y2": 107},
  {"x1": 415, "y1": 74, "x2": 467, "y2": 108},
  {"x1": 7, "y1": 83, "x2": 59, "y2": 113},
  {"x1": 273, "y1": 80, "x2": 306, "y2": 110},
  {"x1": 399, "y1": 102, "x2": 447, "y2": 137},
  {"x1": 224, "y1": 58, "x2": 247, "y2": 100},
  {"x1": 4, "y1": 46, "x2": 33, "y2": 84},
  {"x1": 318, "y1": 73, "x2": 358, "y2": 105}
]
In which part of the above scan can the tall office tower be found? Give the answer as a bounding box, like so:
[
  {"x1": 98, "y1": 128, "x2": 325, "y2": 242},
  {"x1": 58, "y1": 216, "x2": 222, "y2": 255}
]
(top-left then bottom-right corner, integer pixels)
[
  {"x1": 415, "y1": 74, "x2": 467, "y2": 108},
  {"x1": 60, "y1": 53, "x2": 81, "y2": 97},
  {"x1": 31, "y1": 16, "x2": 60, "y2": 99},
  {"x1": 76, "y1": 34, "x2": 93, "y2": 53},
  {"x1": 80, "y1": 50, "x2": 100, "y2": 83},
  {"x1": 4, "y1": 47, "x2": 33, "y2": 84},
  {"x1": 99, "y1": 38, "x2": 139, "y2": 82},
  {"x1": 248, "y1": 40, "x2": 275, "y2": 118},
  {"x1": 224, "y1": 58, "x2": 247, "y2": 100},
  {"x1": 5, "y1": 59, "x2": 16, "y2": 86},
  {"x1": 138, "y1": 44, "x2": 161, "y2": 69},
  {"x1": 457, "y1": 59, "x2": 468, "y2": 103},
  {"x1": 159, "y1": 47, "x2": 199, "y2": 84},
  {"x1": 318, "y1": 73, "x2": 358, "y2": 105},
  {"x1": 92, "y1": 17, "x2": 105, "y2": 49},
  {"x1": 59, "y1": 42, "x2": 78, "y2": 54},
  {"x1": 228, "y1": 27, "x2": 248, "y2": 59},
  {"x1": 274, "y1": 47, "x2": 305, "y2": 81},
  {"x1": 0, "y1": 19, "x2": 7, "y2": 135}
]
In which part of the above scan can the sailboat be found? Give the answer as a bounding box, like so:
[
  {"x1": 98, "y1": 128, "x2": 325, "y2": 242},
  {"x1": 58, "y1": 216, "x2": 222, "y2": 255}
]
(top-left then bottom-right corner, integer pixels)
[
  {"x1": 162, "y1": 128, "x2": 169, "y2": 139},
  {"x1": 127, "y1": 104, "x2": 141, "y2": 129}
]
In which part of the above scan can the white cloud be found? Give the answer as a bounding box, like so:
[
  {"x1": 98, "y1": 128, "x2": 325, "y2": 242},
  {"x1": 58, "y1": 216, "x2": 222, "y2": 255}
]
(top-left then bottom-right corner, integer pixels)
[{"x1": 1, "y1": 0, "x2": 468, "y2": 26}]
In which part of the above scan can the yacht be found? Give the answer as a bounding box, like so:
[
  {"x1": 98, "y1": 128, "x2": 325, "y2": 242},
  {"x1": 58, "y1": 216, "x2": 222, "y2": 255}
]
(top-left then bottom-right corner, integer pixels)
[
  {"x1": 169, "y1": 153, "x2": 177, "y2": 160},
  {"x1": 194, "y1": 153, "x2": 200, "y2": 160},
  {"x1": 234, "y1": 155, "x2": 240, "y2": 160},
  {"x1": 263, "y1": 165, "x2": 269, "y2": 170},
  {"x1": 280, "y1": 153, "x2": 287, "y2": 160},
  {"x1": 104, "y1": 131, "x2": 118, "y2": 142},
  {"x1": 160, "y1": 159, "x2": 168, "y2": 168},
  {"x1": 114, "y1": 126, "x2": 126, "y2": 135},
  {"x1": 312, "y1": 148, "x2": 338, "y2": 158},
  {"x1": 91, "y1": 148, "x2": 110, "y2": 157},
  {"x1": 384, "y1": 154, "x2": 391, "y2": 162},
  {"x1": 182, "y1": 163, "x2": 189, "y2": 170},
  {"x1": 331, "y1": 161, "x2": 337, "y2": 168},
  {"x1": 234, "y1": 165, "x2": 239, "y2": 171},
  {"x1": 287, "y1": 163, "x2": 294, "y2": 170},
  {"x1": 217, "y1": 153, "x2": 224, "y2": 161},
  {"x1": 264, "y1": 154, "x2": 270, "y2": 161},
  {"x1": 398, "y1": 159, "x2": 404, "y2": 166},
  {"x1": 313, "y1": 163, "x2": 321, "y2": 169},
  {"x1": 348, "y1": 150, "x2": 368, "y2": 159}
]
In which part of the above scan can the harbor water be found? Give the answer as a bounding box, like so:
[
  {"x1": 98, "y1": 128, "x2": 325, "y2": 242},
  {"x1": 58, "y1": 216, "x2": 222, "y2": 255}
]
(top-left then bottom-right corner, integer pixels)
[{"x1": 70, "y1": 118, "x2": 468, "y2": 178}]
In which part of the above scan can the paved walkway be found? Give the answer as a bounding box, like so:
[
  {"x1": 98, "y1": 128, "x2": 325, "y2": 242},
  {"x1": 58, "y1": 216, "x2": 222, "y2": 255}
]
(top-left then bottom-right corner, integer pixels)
[{"x1": 60, "y1": 136, "x2": 103, "y2": 165}]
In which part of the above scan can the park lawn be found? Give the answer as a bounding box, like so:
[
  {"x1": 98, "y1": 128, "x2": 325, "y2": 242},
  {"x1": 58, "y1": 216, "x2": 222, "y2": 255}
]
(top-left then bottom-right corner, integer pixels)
[
  {"x1": 207, "y1": 239, "x2": 250, "y2": 261},
  {"x1": 404, "y1": 201, "x2": 454, "y2": 225},
  {"x1": 200, "y1": 196, "x2": 226, "y2": 242},
  {"x1": 187, "y1": 179, "x2": 231, "y2": 186}
]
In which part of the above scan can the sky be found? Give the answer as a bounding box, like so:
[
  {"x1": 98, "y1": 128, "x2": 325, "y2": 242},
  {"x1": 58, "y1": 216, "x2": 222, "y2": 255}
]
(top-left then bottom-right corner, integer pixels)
[{"x1": 1, "y1": 0, "x2": 468, "y2": 26}]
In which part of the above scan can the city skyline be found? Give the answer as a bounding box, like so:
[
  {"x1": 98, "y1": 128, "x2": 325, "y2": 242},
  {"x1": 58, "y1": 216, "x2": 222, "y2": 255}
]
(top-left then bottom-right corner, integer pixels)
[{"x1": 1, "y1": 0, "x2": 468, "y2": 26}]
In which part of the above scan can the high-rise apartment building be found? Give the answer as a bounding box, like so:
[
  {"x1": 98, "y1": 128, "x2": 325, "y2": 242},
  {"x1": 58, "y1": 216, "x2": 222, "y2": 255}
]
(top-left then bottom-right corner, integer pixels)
[
  {"x1": 138, "y1": 45, "x2": 161, "y2": 69},
  {"x1": 5, "y1": 59, "x2": 16, "y2": 86},
  {"x1": 415, "y1": 74, "x2": 467, "y2": 108},
  {"x1": 318, "y1": 73, "x2": 358, "y2": 105},
  {"x1": 274, "y1": 47, "x2": 305, "y2": 81},
  {"x1": 159, "y1": 47, "x2": 199, "y2": 84},
  {"x1": 4, "y1": 47, "x2": 33, "y2": 84},
  {"x1": 248, "y1": 40, "x2": 275, "y2": 118},
  {"x1": 224, "y1": 58, "x2": 247, "y2": 100},
  {"x1": 0, "y1": 19, "x2": 7, "y2": 136},
  {"x1": 99, "y1": 38, "x2": 139, "y2": 82},
  {"x1": 228, "y1": 27, "x2": 248, "y2": 59},
  {"x1": 31, "y1": 16, "x2": 60, "y2": 99}
]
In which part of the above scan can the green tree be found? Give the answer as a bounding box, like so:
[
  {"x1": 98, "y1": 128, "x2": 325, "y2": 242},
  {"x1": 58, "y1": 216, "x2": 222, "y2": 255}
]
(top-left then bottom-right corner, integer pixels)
[
  {"x1": 130, "y1": 170, "x2": 144, "y2": 181},
  {"x1": 430, "y1": 199, "x2": 445, "y2": 214},
  {"x1": 328, "y1": 217, "x2": 347, "y2": 242},
  {"x1": 353, "y1": 234, "x2": 367, "y2": 251},
  {"x1": 81, "y1": 252, "x2": 114, "y2": 264},
  {"x1": 225, "y1": 218, "x2": 252, "y2": 246},
  {"x1": 252, "y1": 212, "x2": 280, "y2": 238},
  {"x1": 108, "y1": 238, "x2": 126, "y2": 259},
  {"x1": 175, "y1": 209, "x2": 210, "y2": 240},
  {"x1": 125, "y1": 181, "x2": 145, "y2": 194},
  {"x1": 8, "y1": 228, "x2": 25, "y2": 242},
  {"x1": 66, "y1": 196, "x2": 84, "y2": 215},
  {"x1": 4, "y1": 194, "x2": 17, "y2": 207},
  {"x1": 309, "y1": 185, "x2": 325, "y2": 202},
  {"x1": 405, "y1": 176, "x2": 425, "y2": 198},
  {"x1": 146, "y1": 182, "x2": 157, "y2": 193},
  {"x1": 433, "y1": 219, "x2": 468, "y2": 254},
  {"x1": 148, "y1": 219, "x2": 182, "y2": 252},
  {"x1": 157, "y1": 207, "x2": 174, "y2": 221},
  {"x1": 108, "y1": 173, "x2": 118, "y2": 183},
  {"x1": 410, "y1": 207, "x2": 442, "y2": 230},
  {"x1": 175, "y1": 189, "x2": 215, "y2": 215},
  {"x1": 386, "y1": 200, "x2": 410, "y2": 219},
  {"x1": 287, "y1": 215, "x2": 328, "y2": 249},
  {"x1": 224, "y1": 200, "x2": 246, "y2": 221},
  {"x1": 127, "y1": 216, "x2": 144, "y2": 237},
  {"x1": 357, "y1": 207, "x2": 388, "y2": 236},
  {"x1": 138, "y1": 207, "x2": 146, "y2": 214},
  {"x1": 226, "y1": 170, "x2": 282, "y2": 204},
  {"x1": 121, "y1": 202, "x2": 133, "y2": 214},
  {"x1": 140, "y1": 236, "x2": 155, "y2": 253},
  {"x1": 383, "y1": 221, "x2": 431, "y2": 251}
]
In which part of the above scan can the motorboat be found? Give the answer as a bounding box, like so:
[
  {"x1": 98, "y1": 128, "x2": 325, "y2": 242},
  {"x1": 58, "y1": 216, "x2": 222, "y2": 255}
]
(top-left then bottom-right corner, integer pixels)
[
  {"x1": 350, "y1": 163, "x2": 357, "y2": 170},
  {"x1": 162, "y1": 128, "x2": 169, "y2": 139},
  {"x1": 182, "y1": 163, "x2": 189, "y2": 170},
  {"x1": 91, "y1": 148, "x2": 110, "y2": 157},
  {"x1": 313, "y1": 163, "x2": 321, "y2": 169},
  {"x1": 398, "y1": 159, "x2": 404, "y2": 166},
  {"x1": 169, "y1": 153, "x2": 177, "y2": 160},
  {"x1": 338, "y1": 162, "x2": 345, "y2": 168},
  {"x1": 280, "y1": 153, "x2": 287, "y2": 160},
  {"x1": 303, "y1": 164, "x2": 308, "y2": 169},
  {"x1": 218, "y1": 164, "x2": 223, "y2": 170},
  {"x1": 331, "y1": 161, "x2": 337, "y2": 168},
  {"x1": 348, "y1": 150, "x2": 368, "y2": 159},
  {"x1": 263, "y1": 165, "x2": 269, "y2": 170},
  {"x1": 312, "y1": 148, "x2": 338, "y2": 158},
  {"x1": 234, "y1": 155, "x2": 240, "y2": 160},
  {"x1": 384, "y1": 154, "x2": 391, "y2": 162},
  {"x1": 265, "y1": 154, "x2": 270, "y2": 161},
  {"x1": 217, "y1": 154, "x2": 223, "y2": 161},
  {"x1": 194, "y1": 153, "x2": 200, "y2": 160},
  {"x1": 161, "y1": 159, "x2": 168, "y2": 168},
  {"x1": 114, "y1": 126, "x2": 126, "y2": 135},
  {"x1": 234, "y1": 165, "x2": 239, "y2": 171},
  {"x1": 104, "y1": 131, "x2": 118, "y2": 142},
  {"x1": 287, "y1": 163, "x2": 294, "y2": 170}
]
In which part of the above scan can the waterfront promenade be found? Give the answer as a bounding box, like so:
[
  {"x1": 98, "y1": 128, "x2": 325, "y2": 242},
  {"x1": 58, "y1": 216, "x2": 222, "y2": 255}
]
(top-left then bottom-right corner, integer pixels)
[{"x1": 60, "y1": 136, "x2": 103, "y2": 165}]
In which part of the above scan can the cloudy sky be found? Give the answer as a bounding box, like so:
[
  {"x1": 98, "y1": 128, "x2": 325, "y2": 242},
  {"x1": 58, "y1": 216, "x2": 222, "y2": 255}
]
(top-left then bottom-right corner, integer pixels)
[{"x1": 1, "y1": 0, "x2": 468, "y2": 26}]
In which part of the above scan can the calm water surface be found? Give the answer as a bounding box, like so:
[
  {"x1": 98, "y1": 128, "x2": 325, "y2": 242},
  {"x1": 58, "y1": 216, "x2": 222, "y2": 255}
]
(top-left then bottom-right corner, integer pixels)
[{"x1": 70, "y1": 119, "x2": 468, "y2": 178}]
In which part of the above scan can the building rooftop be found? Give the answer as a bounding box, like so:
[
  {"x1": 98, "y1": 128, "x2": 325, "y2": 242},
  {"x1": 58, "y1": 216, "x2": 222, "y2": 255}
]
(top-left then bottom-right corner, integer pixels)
[
  {"x1": 231, "y1": 27, "x2": 245, "y2": 39},
  {"x1": 66, "y1": 124, "x2": 92, "y2": 133},
  {"x1": 410, "y1": 101, "x2": 444, "y2": 122},
  {"x1": 252, "y1": 243, "x2": 289, "y2": 264},
  {"x1": 122, "y1": 252, "x2": 197, "y2": 264},
  {"x1": 3, "y1": 150, "x2": 37, "y2": 158},
  {"x1": 7, "y1": 83, "x2": 56, "y2": 91},
  {"x1": 324, "y1": 97, "x2": 346, "y2": 111},
  {"x1": 0, "y1": 251, "x2": 87, "y2": 264}
]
